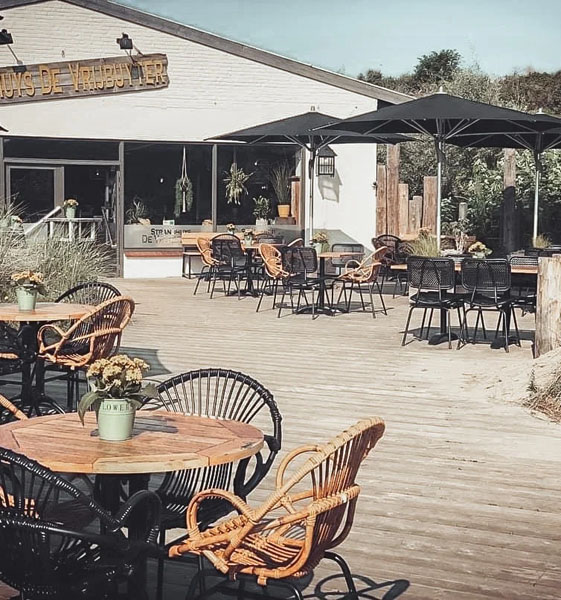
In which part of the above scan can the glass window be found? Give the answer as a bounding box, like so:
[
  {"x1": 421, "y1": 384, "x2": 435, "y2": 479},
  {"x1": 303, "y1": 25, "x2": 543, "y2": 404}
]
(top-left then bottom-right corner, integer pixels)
[{"x1": 4, "y1": 138, "x2": 119, "y2": 161}]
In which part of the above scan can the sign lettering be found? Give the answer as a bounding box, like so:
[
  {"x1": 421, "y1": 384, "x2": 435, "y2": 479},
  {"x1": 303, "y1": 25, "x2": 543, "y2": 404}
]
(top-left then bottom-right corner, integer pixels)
[{"x1": 0, "y1": 54, "x2": 169, "y2": 104}]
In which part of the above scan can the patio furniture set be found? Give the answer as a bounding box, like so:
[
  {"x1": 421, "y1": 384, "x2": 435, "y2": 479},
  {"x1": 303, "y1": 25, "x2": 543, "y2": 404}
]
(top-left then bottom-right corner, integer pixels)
[
  {"x1": 193, "y1": 233, "x2": 388, "y2": 319},
  {"x1": 0, "y1": 281, "x2": 386, "y2": 599}
]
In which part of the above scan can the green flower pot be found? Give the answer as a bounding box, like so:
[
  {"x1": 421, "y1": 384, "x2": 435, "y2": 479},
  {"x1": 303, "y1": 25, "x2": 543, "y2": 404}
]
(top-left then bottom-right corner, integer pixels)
[
  {"x1": 97, "y1": 398, "x2": 136, "y2": 441},
  {"x1": 16, "y1": 286, "x2": 38, "y2": 311},
  {"x1": 65, "y1": 206, "x2": 76, "y2": 219},
  {"x1": 312, "y1": 243, "x2": 323, "y2": 256}
]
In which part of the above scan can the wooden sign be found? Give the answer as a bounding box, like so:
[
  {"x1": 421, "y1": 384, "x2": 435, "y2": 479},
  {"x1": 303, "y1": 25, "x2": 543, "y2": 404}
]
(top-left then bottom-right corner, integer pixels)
[{"x1": 0, "y1": 53, "x2": 169, "y2": 104}]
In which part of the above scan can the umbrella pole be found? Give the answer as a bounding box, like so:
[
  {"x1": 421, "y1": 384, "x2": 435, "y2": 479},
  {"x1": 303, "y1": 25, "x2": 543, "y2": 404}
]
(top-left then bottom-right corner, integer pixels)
[
  {"x1": 306, "y1": 150, "x2": 315, "y2": 244},
  {"x1": 533, "y1": 152, "x2": 541, "y2": 244}
]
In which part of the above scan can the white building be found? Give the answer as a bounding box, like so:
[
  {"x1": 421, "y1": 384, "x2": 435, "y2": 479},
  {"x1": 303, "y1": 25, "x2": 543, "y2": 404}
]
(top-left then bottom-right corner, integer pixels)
[{"x1": 0, "y1": 0, "x2": 409, "y2": 277}]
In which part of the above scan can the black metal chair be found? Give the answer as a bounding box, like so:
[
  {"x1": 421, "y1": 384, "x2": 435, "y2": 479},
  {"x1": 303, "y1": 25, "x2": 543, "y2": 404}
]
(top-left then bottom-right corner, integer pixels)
[
  {"x1": 0, "y1": 447, "x2": 161, "y2": 599},
  {"x1": 402, "y1": 257, "x2": 464, "y2": 349},
  {"x1": 55, "y1": 281, "x2": 121, "y2": 305},
  {"x1": 509, "y1": 255, "x2": 538, "y2": 315},
  {"x1": 278, "y1": 246, "x2": 332, "y2": 319},
  {"x1": 140, "y1": 368, "x2": 282, "y2": 597},
  {"x1": 460, "y1": 258, "x2": 520, "y2": 352},
  {"x1": 330, "y1": 243, "x2": 364, "y2": 275},
  {"x1": 209, "y1": 234, "x2": 251, "y2": 299}
]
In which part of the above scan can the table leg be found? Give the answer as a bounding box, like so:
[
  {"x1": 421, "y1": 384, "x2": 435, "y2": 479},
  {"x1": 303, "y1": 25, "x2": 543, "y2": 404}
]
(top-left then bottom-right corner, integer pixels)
[
  {"x1": 128, "y1": 474, "x2": 151, "y2": 594},
  {"x1": 428, "y1": 307, "x2": 459, "y2": 345}
]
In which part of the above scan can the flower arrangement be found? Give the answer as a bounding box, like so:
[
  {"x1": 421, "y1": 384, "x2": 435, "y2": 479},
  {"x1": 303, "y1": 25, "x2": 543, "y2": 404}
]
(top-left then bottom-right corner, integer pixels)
[
  {"x1": 253, "y1": 196, "x2": 271, "y2": 221},
  {"x1": 78, "y1": 354, "x2": 158, "y2": 425},
  {"x1": 63, "y1": 198, "x2": 79, "y2": 208},
  {"x1": 226, "y1": 223, "x2": 236, "y2": 233},
  {"x1": 10, "y1": 270, "x2": 46, "y2": 294},
  {"x1": 310, "y1": 231, "x2": 329, "y2": 245},
  {"x1": 468, "y1": 241, "x2": 492, "y2": 258}
]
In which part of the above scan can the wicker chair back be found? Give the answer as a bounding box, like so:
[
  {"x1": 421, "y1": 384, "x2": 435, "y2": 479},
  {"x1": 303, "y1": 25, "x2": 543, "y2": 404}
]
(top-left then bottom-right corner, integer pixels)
[{"x1": 196, "y1": 237, "x2": 216, "y2": 267}]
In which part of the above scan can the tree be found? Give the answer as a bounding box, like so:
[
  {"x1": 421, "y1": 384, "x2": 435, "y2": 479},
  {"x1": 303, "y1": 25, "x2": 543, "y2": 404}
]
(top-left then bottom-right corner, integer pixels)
[{"x1": 413, "y1": 49, "x2": 461, "y2": 86}]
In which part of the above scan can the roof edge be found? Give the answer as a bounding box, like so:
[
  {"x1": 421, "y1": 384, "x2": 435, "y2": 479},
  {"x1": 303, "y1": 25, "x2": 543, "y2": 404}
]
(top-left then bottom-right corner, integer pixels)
[{"x1": 0, "y1": 0, "x2": 413, "y2": 105}]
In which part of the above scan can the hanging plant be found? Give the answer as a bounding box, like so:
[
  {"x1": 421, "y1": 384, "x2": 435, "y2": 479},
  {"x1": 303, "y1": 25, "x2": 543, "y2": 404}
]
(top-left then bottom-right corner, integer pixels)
[
  {"x1": 224, "y1": 163, "x2": 252, "y2": 205},
  {"x1": 174, "y1": 176, "x2": 193, "y2": 217}
]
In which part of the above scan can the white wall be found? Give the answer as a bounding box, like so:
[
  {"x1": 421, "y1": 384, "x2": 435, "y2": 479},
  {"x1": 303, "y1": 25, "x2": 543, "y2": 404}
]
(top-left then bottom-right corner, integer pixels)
[
  {"x1": 123, "y1": 255, "x2": 183, "y2": 278},
  {"x1": 1, "y1": 1, "x2": 380, "y2": 141}
]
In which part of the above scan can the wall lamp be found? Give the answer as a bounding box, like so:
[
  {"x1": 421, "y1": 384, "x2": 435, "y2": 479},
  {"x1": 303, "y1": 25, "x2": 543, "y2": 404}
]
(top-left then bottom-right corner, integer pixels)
[
  {"x1": 317, "y1": 146, "x2": 336, "y2": 177},
  {"x1": 116, "y1": 32, "x2": 133, "y2": 50}
]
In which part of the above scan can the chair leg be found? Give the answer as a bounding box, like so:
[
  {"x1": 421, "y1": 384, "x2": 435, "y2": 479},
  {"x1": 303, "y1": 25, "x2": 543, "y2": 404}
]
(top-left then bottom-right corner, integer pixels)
[
  {"x1": 357, "y1": 285, "x2": 366, "y2": 311},
  {"x1": 324, "y1": 551, "x2": 358, "y2": 599},
  {"x1": 511, "y1": 307, "x2": 521, "y2": 346},
  {"x1": 456, "y1": 306, "x2": 464, "y2": 350},
  {"x1": 419, "y1": 308, "x2": 427, "y2": 339},
  {"x1": 402, "y1": 306, "x2": 415, "y2": 346},
  {"x1": 368, "y1": 284, "x2": 376, "y2": 318},
  {"x1": 156, "y1": 528, "x2": 166, "y2": 600},
  {"x1": 502, "y1": 309, "x2": 509, "y2": 353},
  {"x1": 447, "y1": 308, "x2": 452, "y2": 349},
  {"x1": 376, "y1": 282, "x2": 387, "y2": 315},
  {"x1": 273, "y1": 581, "x2": 304, "y2": 600},
  {"x1": 426, "y1": 308, "x2": 435, "y2": 340}
]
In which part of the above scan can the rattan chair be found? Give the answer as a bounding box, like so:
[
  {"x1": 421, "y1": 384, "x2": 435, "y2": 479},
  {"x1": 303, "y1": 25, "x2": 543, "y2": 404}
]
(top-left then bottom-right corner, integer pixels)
[
  {"x1": 194, "y1": 237, "x2": 219, "y2": 295},
  {"x1": 402, "y1": 257, "x2": 464, "y2": 349},
  {"x1": 287, "y1": 237, "x2": 304, "y2": 247},
  {"x1": 335, "y1": 246, "x2": 388, "y2": 318},
  {"x1": 0, "y1": 392, "x2": 27, "y2": 423},
  {"x1": 0, "y1": 447, "x2": 160, "y2": 599},
  {"x1": 140, "y1": 368, "x2": 282, "y2": 597},
  {"x1": 37, "y1": 296, "x2": 135, "y2": 409},
  {"x1": 169, "y1": 417, "x2": 385, "y2": 600},
  {"x1": 460, "y1": 258, "x2": 520, "y2": 352},
  {"x1": 210, "y1": 234, "x2": 251, "y2": 299},
  {"x1": 256, "y1": 243, "x2": 290, "y2": 313}
]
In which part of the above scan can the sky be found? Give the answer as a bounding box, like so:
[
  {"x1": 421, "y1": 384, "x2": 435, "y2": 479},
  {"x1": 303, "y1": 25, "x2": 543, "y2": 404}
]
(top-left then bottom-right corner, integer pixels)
[{"x1": 119, "y1": 0, "x2": 561, "y2": 78}]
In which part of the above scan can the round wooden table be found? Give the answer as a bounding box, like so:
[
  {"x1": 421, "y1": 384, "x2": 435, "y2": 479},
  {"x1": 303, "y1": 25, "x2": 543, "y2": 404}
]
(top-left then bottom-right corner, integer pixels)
[
  {"x1": 0, "y1": 302, "x2": 92, "y2": 415},
  {"x1": 0, "y1": 411, "x2": 264, "y2": 474}
]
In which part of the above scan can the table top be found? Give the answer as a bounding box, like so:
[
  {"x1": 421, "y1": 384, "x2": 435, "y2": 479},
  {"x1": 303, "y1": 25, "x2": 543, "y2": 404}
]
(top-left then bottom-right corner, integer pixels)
[
  {"x1": 0, "y1": 411, "x2": 264, "y2": 475},
  {"x1": 390, "y1": 263, "x2": 538, "y2": 275},
  {"x1": 0, "y1": 302, "x2": 92, "y2": 322},
  {"x1": 318, "y1": 251, "x2": 364, "y2": 259}
]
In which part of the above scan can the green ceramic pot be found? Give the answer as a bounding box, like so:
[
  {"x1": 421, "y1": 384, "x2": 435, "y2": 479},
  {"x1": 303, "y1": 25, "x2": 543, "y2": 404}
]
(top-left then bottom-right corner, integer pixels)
[
  {"x1": 97, "y1": 398, "x2": 136, "y2": 441},
  {"x1": 65, "y1": 206, "x2": 76, "y2": 219},
  {"x1": 16, "y1": 286, "x2": 38, "y2": 311}
]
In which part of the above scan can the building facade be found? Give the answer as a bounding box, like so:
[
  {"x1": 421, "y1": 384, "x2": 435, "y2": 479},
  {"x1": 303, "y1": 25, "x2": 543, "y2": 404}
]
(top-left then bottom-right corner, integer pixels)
[{"x1": 0, "y1": 0, "x2": 409, "y2": 276}]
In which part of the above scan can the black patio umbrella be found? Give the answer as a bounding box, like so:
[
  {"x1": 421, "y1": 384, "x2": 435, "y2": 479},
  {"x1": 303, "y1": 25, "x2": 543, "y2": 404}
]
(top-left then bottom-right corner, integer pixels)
[
  {"x1": 208, "y1": 111, "x2": 411, "y2": 242},
  {"x1": 317, "y1": 92, "x2": 561, "y2": 246},
  {"x1": 447, "y1": 126, "x2": 561, "y2": 241}
]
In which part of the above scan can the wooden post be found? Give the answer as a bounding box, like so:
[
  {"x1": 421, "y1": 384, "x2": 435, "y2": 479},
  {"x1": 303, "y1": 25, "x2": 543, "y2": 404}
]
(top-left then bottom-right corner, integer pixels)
[
  {"x1": 376, "y1": 164, "x2": 387, "y2": 235},
  {"x1": 290, "y1": 176, "x2": 301, "y2": 225},
  {"x1": 386, "y1": 145, "x2": 400, "y2": 235},
  {"x1": 409, "y1": 195, "x2": 423, "y2": 234},
  {"x1": 502, "y1": 148, "x2": 518, "y2": 253},
  {"x1": 536, "y1": 255, "x2": 561, "y2": 357},
  {"x1": 398, "y1": 183, "x2": 409, "y2": 237},
  {"x1": 422, "y1": 176, "x2": 437, "y2": 233}
]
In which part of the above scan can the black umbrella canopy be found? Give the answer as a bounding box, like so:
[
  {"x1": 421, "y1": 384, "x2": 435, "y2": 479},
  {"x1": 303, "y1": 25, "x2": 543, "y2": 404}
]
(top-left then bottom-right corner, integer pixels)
[
  {"x1": 446, "y1": 128, "x2": 561, "y2": 152},
  {"x1": 316, "y1": 93, "x2": 561, "y2": 138},
  {"x1": 208, "y1": 111, "x2": 411, "y2": 148}
]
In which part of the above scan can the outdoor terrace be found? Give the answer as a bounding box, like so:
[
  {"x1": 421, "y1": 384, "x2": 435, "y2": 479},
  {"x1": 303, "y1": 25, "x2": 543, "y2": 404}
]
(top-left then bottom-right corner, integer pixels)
[{"x1": 1, "y1": 275, "x2": 559, "y2": 599}]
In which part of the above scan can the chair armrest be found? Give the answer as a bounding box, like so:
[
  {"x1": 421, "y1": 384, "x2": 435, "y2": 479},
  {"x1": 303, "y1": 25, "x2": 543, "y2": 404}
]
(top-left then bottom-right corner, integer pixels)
[
  {"x1": 37, "y1": 323, "x2": 67, "y2": 354},
  {"x1": 114, "y1": 490, "x2": 161, "y2": 544},
  {"x1": 235, "y1": 434, "x2": 281, "y2": 498},
  {"x1": 275, "y1": 444, "x2": 321, "y2": 490},
  {"x1": 185, "y1": 488, "x2": 253, "y2": 534}
]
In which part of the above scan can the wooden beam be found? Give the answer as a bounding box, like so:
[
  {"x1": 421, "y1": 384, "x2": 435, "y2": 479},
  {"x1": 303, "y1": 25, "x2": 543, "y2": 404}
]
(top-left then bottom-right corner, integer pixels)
[
  {"x1": 409, "y1": 195, "x2": 423, "y2": 234},
  {"x1": 376, "y1": 164, "x2": 387, "y2": 235},
  {"x1": 422, "y1": 176, "x2": 437, "y2": 233},
  {"x1": 386, "y1": 145, "x2": 400, "y2": 235},
  {"x1": 398, "y1": 183, "x2": 409, "y2": 237},
  {"x1": 536, "y1": 255, "x2": 561, "y2": 357},
  {"x1": 502, "y1": 149, "x2": 518, "y2": 253}
]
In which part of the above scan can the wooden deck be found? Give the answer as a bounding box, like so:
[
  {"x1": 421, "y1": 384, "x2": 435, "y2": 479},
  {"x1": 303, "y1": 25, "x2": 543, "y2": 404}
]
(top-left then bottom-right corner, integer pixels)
[{"x1": 3, "y1": 276, "x2": 561, "y2": 599}]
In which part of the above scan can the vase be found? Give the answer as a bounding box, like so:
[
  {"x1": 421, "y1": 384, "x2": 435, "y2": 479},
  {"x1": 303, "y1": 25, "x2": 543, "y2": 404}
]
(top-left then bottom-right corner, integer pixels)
[
  {"x1": 244, "y1": 236, "x2": 254, "y2": 247},
  {"x1": 96, "y1": 398, "x2": 136, "y2": 441},
  {"x1": 277, "y1": 204, "x2": 290, "y2": 218},
  {"x1": 16, "y1": 287, "x2": 38, "y2": 311},
  {"x1": 313, "y1": 243, "x2": 324, "y2": 256},
  {"x1": 472, "y1": 252, "x2": 485, "y2": 259},
  {"x1": 65, "y1": 206, "x2": 76, "y2": 219},
  {"x1": 255, "y1": 218, "x2": 269, "y2": 232}
]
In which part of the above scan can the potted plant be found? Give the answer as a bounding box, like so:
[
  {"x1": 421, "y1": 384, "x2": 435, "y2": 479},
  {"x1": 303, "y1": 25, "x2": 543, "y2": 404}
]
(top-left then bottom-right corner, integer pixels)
[
  {"x1": 226, "y1": 223, "x2": 236, "y2": 234},
  {"x1": 310, "y1": 231, "x2": 329, "y2": 255},
  {"x1": 269, "y1": 162, "x2": 293, "y2": 218},
  {"x1": 253, "y1": 196, "x2": 271, "y2": 231},
  {"x1": 224, "y1": 164, "x2": 252, "y2": 205},
  {"x1": 78, "y1": 354, "x2": 158, "y2": 442},
  {"x1": 242, "y1": 228, "x2": 255, "y2": 246},
  {"x1": 468, "y1": 241, "x2": 492, "y2": 259},
  {"x1": 201, "y1": 219, "x2": 213, "y2": 232},
  {"x1": 11, "y1": 270, "x2": 46, "y2": 311},
  {"x1": 63, "y1": 198, "x2": 79, "y2": 219}
]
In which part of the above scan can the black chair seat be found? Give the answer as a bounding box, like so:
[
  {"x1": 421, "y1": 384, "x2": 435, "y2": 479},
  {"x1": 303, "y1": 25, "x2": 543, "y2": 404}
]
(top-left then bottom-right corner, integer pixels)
[
  {"x1": 466, "y1": 293, "x2": 514, "y2": 308},
  {"x1": 410, "y1": 292, "x2": 463, "y2": 308}
]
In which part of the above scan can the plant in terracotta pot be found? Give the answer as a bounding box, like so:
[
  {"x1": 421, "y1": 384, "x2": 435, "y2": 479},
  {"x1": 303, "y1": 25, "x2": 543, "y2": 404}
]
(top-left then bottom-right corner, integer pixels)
[
  {"x1": 63, "y1": 198, "x2": 79, "y2": 219},
  {"x1": 11, "y1": 270, "x2": 46, "y2": 311},
  {"x1": 310, "y1": 231, "x2": 329, "y2": 255},
  {"x1": 78, "y1": 354, "x2": 158, "y2": 441},
  {"x1": 269, "y1": 161, "x2": 293, "y2": 218},
  {"x1": 468, "y1": 240, "x2": 492, "y2": 259}
]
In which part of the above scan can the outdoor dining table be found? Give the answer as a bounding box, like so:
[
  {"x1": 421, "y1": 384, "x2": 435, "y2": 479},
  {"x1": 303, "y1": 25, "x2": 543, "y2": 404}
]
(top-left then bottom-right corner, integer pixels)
[
  {"x1": 314, "y1": 251, "x2": 363, "y2": 315},
  {"x1": 0, "y1": 302, "x2": 92, "y2": 414},
  {"x1": 0, "y1": 410, "x2": 264, "y2": 590},
  {"x1": 391, "y1": 262, "x2": 538, "y2": 347}
]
